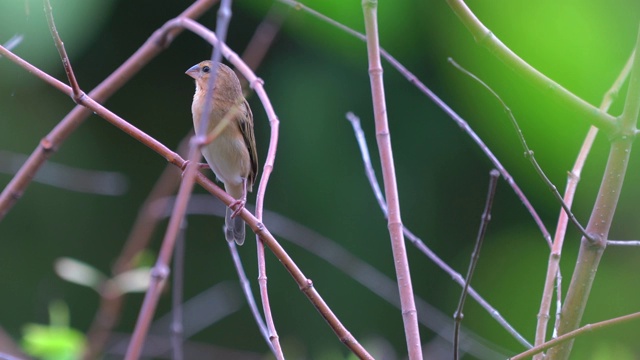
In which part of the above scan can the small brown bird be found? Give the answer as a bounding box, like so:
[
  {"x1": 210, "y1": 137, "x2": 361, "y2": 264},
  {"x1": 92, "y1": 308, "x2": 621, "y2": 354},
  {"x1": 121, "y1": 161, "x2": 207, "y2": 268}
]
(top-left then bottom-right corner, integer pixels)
[{"x1": 186, "y1": 61, "x2": 258, "y2": 245}]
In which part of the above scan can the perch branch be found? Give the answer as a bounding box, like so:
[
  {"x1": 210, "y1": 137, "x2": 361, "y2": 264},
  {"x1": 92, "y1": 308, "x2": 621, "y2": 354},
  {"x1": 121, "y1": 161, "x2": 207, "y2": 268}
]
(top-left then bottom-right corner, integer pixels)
[
  {"x1": 0, "y1": 0, "x2": 217, "y2": 221},
  {"x1": 0, "y1": 41, "x2": 372, "y2": 360}
]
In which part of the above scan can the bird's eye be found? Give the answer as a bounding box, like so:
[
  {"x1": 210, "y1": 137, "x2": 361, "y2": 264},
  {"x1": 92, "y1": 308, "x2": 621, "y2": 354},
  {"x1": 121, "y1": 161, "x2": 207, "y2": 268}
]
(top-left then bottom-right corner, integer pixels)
[{"x1": 202, "y1": 66, "x2": 210, "y2": 73}]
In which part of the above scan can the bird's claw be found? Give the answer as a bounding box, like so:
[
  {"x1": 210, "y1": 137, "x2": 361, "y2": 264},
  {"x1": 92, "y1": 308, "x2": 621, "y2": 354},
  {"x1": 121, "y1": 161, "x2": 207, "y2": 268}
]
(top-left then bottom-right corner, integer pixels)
[
  {"x1": 180, "y1": 160, "x2": 210, "y2": 176},
  {"x1": 230, "y1": 199, "x2": 246, "y2": 219}
]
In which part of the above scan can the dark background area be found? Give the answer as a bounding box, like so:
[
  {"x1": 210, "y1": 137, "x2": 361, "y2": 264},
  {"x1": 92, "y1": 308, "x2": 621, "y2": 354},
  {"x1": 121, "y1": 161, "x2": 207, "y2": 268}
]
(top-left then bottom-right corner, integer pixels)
[{"x1": 1, "y1": 0, "x2": 640, "y2": 359}]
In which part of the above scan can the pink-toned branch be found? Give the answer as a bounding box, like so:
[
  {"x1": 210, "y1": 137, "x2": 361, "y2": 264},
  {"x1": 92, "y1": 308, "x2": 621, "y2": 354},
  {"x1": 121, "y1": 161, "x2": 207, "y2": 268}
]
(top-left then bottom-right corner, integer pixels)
[
  {"x1": 547, "y1": 24, "x2": 640, "y2": 360},
  {"x1": 0, "y1": 35, "x2": 373, "y2": 360},
  {"x1": 346, "y1": 112, "x2": 531, "y2": 347},
  {"x1": 280, "y1": 0, "x2": 552, "y2": 248},
  {"x1": 532, "y1": 50, "x2": 635, "y2": 359},
  {"x1": 159, "y1": 17, "x2": 285, "y2": 358},
  {"x1": 125, "y1": 1, "x2": 239, "y2": 357},
  {"x1": 0, "y1": 0, "x2": 217, "y2": 221},
  {"x1": 361, "y1": 1, "x2": 422, "y2": 359}
]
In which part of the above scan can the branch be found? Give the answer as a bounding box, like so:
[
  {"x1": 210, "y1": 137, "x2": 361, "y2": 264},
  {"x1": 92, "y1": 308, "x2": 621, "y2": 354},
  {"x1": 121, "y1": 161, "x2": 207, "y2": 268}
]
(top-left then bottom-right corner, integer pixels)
[
  {"x1": 167, "y1": 194, "x2": 511, "y2": 360},
  {"x1": 346, "y1": 112, "x2": 532, "y2": 348},
  {"x1": 159, "y1": 16, "x2": 286, "y2": 359},
  {"x1": 280, "y1": 0, "x2": 552, "y2": 248},
  {"x1": 362, "y1": 0, "x2": 422, "y2": 358},
  {"x1": 445, "y1": 0, "x2": 617, "y2": 133},
  {"x1": 533, "y1": 49, "x2": 635, "y2": 358},
  {"x1": 453, "y1": 170, "x2": 499, "y2": 360},
  {"x1": 607, "y1": 240, "x2": 640, "y2": 246},
  {"x1": 0, "y1": 44, "x2": 372, "y2": 360},
  {"x1": 44, "y1": 0, "x2": 82, "y2": 100},
  {"x1": 448, "y1": 58, "x2": 591, "y2": 241},
  {"x1": 125, "y1": 2, "x2": 245, "y2": 358},
  {"x1": 510, "y1": 311, "x2": 640, "y2": 360},
  {"x1": 0, "y1": 0, "x2": 217, "y2": 221},
  {"x1": 547, "y1": 23, "x2": 640, "y2": 360}
]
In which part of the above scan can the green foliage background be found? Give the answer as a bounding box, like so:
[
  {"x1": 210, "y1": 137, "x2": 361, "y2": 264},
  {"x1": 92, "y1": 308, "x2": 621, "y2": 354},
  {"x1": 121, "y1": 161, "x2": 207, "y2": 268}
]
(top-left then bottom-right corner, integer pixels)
[{"x1": 1, "y1": 0, "x2": 640, "y2": 358}]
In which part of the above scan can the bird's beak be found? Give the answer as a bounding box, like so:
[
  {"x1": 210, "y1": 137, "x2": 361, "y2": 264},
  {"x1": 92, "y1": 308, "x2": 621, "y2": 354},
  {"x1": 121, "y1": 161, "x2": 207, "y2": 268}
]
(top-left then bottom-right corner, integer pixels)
[{"x1": 185, "y1": 64, "x2": 200, "y2": 79}]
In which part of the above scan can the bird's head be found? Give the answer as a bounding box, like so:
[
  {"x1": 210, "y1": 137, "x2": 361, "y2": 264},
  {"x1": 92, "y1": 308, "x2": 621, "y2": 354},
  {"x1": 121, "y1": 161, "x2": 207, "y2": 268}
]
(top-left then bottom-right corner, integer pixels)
[{"x1": 185, "y1": 61, "x2": 240, "y2": 94}]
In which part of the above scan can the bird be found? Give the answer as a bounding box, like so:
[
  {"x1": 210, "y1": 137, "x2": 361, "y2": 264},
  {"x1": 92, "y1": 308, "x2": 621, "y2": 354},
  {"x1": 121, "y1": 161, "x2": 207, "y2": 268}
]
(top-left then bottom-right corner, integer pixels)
[{"x1": 186, "y1": 61, "x2": 258, "y2": 245}]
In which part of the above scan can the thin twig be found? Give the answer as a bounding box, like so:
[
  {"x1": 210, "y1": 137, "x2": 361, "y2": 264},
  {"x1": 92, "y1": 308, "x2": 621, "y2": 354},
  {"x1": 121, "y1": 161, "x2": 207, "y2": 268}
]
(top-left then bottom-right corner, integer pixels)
[
  {"x1": 453, "y1": 170, "x2": 499, "y2": 360},
  {"x1": 227, "y1": 241, "x2": 275, "y2": 355},
  {"x1": 510, "y1": 311, "x2": 640, "y2": 360},
  {"x1": 448, "y1": 58, "x2": 592, "y2": 241},
  {"x1": 238, "y1": 7, "x2": 287, "y2": 359},
  {"x1": 171, "y1": 218, "x2": 187, "y2": 360},
  {"x1": 607, "y1": 240, "x2": 640, "y2": 246},
  {"x1": 279, "y1": 0, "x2": 552, "y2": 248},
  {"x1": 346, "y1": 112, "x2": 533, "y2": 348},
  {"x1": 362, "y1": 1, "x2": 422, "y2": 358},
  {"x1": 0, "y1": 34, "x2": 23, "y2": 55},
  {"x1": 44, "y1": 0, "x2": 82, "y2": 100}
]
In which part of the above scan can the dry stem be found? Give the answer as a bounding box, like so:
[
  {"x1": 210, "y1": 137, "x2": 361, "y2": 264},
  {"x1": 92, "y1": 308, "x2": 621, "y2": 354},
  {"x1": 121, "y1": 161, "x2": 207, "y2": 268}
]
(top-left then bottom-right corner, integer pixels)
[{"x1": 362, "y1": 0, "x2": 422, "y2": 358}]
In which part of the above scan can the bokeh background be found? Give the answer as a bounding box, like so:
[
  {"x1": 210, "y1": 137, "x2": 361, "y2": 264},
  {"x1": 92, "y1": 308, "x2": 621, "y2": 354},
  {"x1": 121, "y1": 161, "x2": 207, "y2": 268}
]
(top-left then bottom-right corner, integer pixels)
[{"x1": 1, "y1": 0, "x2": 640, "y2": 359}]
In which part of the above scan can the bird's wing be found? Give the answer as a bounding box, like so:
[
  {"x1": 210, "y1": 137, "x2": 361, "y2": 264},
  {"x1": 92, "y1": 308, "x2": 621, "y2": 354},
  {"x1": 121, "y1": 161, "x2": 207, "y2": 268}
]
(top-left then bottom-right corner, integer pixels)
[{"x1": 239, "y1": 98, "x2": 259, "y2": 189}]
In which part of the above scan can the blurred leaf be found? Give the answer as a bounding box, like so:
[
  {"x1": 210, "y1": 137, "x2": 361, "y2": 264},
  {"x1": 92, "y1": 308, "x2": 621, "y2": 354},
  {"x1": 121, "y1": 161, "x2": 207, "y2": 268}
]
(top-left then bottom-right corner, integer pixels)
[
  {"x1": 111, "y1": 267, "x2": 151, "y2": 294},
  {"x1": 21, "y1": 301, "x2": 85, "y2": 360},
  {"x1": 54, "y1": 257, "x2": 105, "y2": 291}
]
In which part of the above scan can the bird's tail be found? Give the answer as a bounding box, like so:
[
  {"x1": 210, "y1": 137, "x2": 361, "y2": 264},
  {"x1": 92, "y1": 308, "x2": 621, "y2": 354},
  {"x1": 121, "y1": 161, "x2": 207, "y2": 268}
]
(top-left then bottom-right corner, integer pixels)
[
  {"x1": 225, "y1": 207, "x2": 245, "y2": 245},
  {"x1": 224, "y1": 183, "x2": 245, "y2": 245}
]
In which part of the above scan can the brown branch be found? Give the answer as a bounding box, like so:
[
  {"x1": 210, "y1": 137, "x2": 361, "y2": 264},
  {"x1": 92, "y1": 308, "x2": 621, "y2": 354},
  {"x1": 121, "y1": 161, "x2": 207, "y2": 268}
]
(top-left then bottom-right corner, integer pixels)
[
  {"x1": 453, "y1": 170, "x2": 499, "y2": 360},
  {"x1": 125, "y1": 1, "x2": 238, "y2": 357},
  {"x1": 0, "y1": 0, "x2": 218, "y2": 221},
  {"x1": 361, "y1": 1, "x2": 422, "y2": 358},
  {"x1": 0, "y1": 40, "x2": 372, "y2": 360},
  {"x1": 158, "y1": 17, "x2": 286, "y2": 359},
  {"x1": 510, "y1": 312, "x2": 640, "y2": 360},
  {"x1": 83, "y1": 134, "x2": 186, "y2": 360},
  {"x1": 44, "y1": 0, "x2": 81, "y2": 100},
  {"x1": 178, "y1": 194, "x2": 509, "y2": 359}
]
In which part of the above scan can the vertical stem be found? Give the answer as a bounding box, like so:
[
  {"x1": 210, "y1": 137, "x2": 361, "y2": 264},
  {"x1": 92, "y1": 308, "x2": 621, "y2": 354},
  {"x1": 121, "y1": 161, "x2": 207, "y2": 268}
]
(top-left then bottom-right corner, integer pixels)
[
  {"x1": 533, "y1": 50, "x2": 635, "y2": 359},
  {"x1": 453, "y1": 170, "x2": 499, "y2": 360},
  {"x1": 547, "y1": 23, "x2": 640, "y2": 360},
  {"x1": 361, "y1": 1, "x2": 423, "y2": 358}
]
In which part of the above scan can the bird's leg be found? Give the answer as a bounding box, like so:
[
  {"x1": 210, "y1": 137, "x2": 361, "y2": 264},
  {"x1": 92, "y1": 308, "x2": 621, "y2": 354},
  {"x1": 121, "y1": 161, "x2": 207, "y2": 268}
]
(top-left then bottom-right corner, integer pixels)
[
  {"x1": 230, "y1": 178, "x2": 247, "y2": 218},
  {"x1": 180, "y1": 160, "x2": 211, "y2": 177}
]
